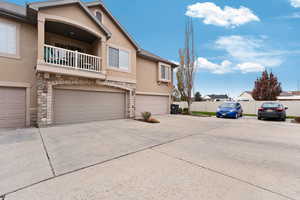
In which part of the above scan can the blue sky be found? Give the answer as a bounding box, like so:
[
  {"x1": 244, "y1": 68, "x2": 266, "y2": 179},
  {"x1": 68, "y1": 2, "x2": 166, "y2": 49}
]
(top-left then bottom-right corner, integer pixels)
[{"x1": 11, "y1": 0, "x2": 300, "y2": 97}]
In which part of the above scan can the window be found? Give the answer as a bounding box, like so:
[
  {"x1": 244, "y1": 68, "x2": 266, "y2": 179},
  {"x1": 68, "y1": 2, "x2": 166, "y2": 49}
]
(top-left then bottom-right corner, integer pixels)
[
  {"x1": 108, "y1": 46, "x2": 130, "y2": 70},
  {"x1": 159, "y1": 63, "x2": 171, "y2": 82},
  {"x1": 95, "y1": 11, "x2": 102, "y2": 22},
  {"x1": 0, "y1": 21, "x2": 18, "y2": 57}
]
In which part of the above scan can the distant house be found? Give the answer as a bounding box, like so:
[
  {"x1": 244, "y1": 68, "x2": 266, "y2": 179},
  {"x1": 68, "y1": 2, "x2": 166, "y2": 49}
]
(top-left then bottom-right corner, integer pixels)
[
  {"x1": 203, "y1": 94, "x2": 229, "y2": 102},
  {"x1": 277, "y1": 91, "x2": 300, "y2": 101},
  {"x1": 238, "y1": 91, "x2": 254, "y2": 101}
]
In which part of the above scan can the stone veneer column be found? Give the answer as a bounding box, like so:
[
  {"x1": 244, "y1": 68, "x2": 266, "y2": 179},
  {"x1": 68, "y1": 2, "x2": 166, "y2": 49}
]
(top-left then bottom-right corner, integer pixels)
[
  {"x1": 128, "y1": 89, "x2": 136, "y2": 118},
  {"x1": 37, "y1": 73, "x2": 52, "y2": 127}
]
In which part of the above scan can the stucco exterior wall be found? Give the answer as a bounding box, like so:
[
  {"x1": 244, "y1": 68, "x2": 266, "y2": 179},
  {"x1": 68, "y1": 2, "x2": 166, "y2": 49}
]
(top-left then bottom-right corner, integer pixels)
[
  {"x1": 89, "y1": 6, "x2": 137, "y2": 82},
  {"x1": 0, "y1": 16, "x2": 37, "y2": 109},
  {"x1": 136, "y1": 56, "x2": 172, "y2": 94}
]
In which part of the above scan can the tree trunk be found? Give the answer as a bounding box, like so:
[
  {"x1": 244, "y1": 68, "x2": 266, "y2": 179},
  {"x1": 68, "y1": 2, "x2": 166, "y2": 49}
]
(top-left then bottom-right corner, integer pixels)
[{"x1": 187, "y1": 98, "x2": 192, "y2": 115}]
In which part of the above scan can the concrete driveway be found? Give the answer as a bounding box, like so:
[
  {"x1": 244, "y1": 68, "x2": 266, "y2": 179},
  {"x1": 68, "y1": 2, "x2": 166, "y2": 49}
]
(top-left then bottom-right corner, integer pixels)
[{"x1": 1, "y1": 116, "x2": 300, "y2": 200}]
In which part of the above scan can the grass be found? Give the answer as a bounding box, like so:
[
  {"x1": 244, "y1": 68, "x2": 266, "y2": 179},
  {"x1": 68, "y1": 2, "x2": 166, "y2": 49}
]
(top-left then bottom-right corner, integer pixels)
[{"x1": 191, "y1": 111, "x2": 297, "y2": 119}]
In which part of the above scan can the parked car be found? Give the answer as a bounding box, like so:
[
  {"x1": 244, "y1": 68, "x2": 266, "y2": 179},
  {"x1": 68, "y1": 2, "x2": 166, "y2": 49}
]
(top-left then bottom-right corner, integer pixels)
[
  {"x1": 257, "y1": 102, "x2": 288, "y2": 121},
  {"x1": 216, "y1": 102, "x2": 243, "y2": 119}
]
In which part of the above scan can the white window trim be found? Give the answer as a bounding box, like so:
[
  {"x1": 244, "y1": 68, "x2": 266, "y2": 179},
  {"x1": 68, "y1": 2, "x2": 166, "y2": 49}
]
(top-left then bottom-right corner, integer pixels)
[
  {"x1": 158, "y1": 62, "x2": 171, "y2": 82},
  {"x1": 0, "y1": 18, "x2": 20, "y2": 59},
  {"x1": 107, "y1": 44, "x2": 131, "y2": 73}
]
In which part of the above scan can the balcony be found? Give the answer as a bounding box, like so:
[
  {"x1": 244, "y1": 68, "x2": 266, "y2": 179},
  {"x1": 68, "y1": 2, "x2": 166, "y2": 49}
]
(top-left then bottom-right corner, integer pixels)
[
  {"x1": 37, "y1": 44, "x2": 105, "y2": 79},
  {"x1": 36, "y1": 19, "x2": 106, "y2": 80}
]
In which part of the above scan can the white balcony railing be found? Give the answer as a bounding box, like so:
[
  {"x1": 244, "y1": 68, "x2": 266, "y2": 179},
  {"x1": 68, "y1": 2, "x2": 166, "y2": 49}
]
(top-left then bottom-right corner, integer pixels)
[{"x1": 44, "y1": 44, "x2": 101, "y2": 73}]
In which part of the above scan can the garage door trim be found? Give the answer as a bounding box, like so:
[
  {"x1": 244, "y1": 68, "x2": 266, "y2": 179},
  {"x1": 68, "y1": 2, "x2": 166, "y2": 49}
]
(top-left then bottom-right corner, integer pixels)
[{"x1": 0, "y1": 81, "x2": 31, "y2": 127}]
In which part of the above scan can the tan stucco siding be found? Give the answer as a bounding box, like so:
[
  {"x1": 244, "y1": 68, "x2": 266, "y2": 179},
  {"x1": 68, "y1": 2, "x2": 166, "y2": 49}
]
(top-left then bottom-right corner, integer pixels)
[
  {"x1": 89, "y1": 6, "x2": 137, "y2": 82},
  {"x1": 39, "y1": 4, "x2": 106, "y2": 39},
  {"x1": 0, "y1": 17, "x2": 37, "y2": 108},
  {"x1": 136, "y1": 56, "x2": 172, "y2": 94}
]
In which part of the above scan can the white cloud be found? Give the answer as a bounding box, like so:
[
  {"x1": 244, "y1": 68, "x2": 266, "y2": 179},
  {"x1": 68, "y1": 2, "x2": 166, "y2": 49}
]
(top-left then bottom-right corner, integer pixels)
[
  {"x1": 196, "y1": 57, "x2": 232, "y2": 74},
  {"x1": 185, "y1": 2, "x2": 260, "y2": 28},
  {"x1": 215, "y1": 35, "x2": 283, "y2": 67},
  {"x1": 235, "y1": 62, "x2": 265, "y2": 73},
  {"x1": 290, "y1": 0, "x2": 300, "y2": 8}
]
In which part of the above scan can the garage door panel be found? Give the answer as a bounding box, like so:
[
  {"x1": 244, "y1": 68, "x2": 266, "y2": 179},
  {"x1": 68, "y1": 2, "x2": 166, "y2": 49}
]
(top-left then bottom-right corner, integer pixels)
[
  {"x1": 53, "y1": 89, "x2": 125, "y2": 124},
  {"x1": 135, "y1": 95, "x2": 169, "y2": 116},
  {"x1": 0, "y1": 87, "x2": 26, "y2": 128}
]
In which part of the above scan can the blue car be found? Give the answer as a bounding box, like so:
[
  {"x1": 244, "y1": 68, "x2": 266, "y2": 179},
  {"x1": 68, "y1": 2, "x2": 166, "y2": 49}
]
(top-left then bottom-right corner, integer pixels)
[{"x1": 216, "y1": 102, "x2": 243, "y2": 119}]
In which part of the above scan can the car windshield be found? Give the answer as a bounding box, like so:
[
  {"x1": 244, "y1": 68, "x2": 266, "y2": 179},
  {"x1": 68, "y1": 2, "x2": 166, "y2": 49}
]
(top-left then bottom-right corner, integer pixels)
[
  {"x1": 220, "y1": 103, "x2": 236, "y2": 108},
  {"x1": 262, "y1": 103, "x2": 281, "y2": 108}
]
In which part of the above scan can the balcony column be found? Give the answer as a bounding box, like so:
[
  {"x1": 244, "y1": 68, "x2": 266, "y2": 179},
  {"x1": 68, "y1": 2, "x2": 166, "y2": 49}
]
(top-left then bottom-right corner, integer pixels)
[
  {"x1": 101, "y1": 40, "x2": 107, "y2": 74},
  {"x1": 37, "y1": 15, "x2": 45, "y2": 64}
]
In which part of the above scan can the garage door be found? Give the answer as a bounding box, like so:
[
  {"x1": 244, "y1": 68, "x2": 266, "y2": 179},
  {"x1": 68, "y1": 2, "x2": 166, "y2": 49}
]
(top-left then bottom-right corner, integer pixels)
[
  {"x1": 135, "y1": 94, "x2": 169, "y2": 116},
  {"x1": 53, "y1": 89, "x2": 126, "y2": 124},
  {"x1": 0, "y1": 87, "x2": 26, "y2": 128}
]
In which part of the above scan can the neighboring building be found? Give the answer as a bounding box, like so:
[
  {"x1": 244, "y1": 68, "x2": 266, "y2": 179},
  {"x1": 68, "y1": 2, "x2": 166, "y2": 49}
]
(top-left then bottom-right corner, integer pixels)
[
  {"x1": 277, "y1": 91, "x2": 300, "y2": 101},
  {"x1": 237, "y1": 91, "x2": 254, "y2": 101},
  {"x1": 203, "y1": 94, "x2": 229, "y2": 102},
  {"x1": 0, "y1": 0, "x2": 178, "y2": 128}
]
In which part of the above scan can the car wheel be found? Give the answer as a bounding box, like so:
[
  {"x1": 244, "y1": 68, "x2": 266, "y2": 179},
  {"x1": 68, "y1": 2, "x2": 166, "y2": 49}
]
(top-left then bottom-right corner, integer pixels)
[
  {"x1": 282, "y1": 117, "x2": 286, "y2": 121},
  {"x1": 235, "y1": 113, "x2": 238, "y2": 119},
  {"x1": 258, "y1": 116, "x2": 261, "y2": 120}
]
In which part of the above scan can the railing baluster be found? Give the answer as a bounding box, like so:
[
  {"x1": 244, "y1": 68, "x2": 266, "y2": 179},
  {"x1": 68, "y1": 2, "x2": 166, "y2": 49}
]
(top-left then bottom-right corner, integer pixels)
[{"x1": 43, "y1": 44, "x2": 101, "y2": 73}]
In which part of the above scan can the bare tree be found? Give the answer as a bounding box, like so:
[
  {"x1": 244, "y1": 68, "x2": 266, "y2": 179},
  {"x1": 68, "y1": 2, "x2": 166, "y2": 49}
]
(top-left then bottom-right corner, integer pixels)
[{"x1": 177, "y1": 19, "x2": 196, "y2": 114}]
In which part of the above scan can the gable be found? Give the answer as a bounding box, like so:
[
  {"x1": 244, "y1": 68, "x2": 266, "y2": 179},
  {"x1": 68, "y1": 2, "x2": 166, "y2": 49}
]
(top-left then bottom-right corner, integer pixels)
[
  {"x1": 87, "y1": 5, "x2": 139, "y2": 50},
  {"x1": 28, "y1": 0, "x2": 111, "y2": 38},
  {"x1": 39, "y1": 4, "x2": 107, "y2": 38}
]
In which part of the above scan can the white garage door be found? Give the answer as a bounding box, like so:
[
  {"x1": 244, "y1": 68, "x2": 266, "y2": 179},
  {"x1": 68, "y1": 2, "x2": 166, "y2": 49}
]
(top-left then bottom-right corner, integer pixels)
[
  {"x1": 53, "y1": 89, "x2": 126, "y2": 124},
  {"x1": 0, "y1": 87, "x2": 26, "y2": 128},
  {"x1": 135, "y1": 94, "x2": 169, "y2": 117}
]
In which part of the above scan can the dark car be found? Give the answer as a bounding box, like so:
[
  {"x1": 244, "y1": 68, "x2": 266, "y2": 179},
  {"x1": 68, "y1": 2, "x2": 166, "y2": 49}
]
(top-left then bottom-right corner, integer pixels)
[
  {"x1": 257, "y1": 102, "x2": 288, "y2": 121},
  {"x1": 216, "y1": 102, "x2": 243, "y2": 119}
]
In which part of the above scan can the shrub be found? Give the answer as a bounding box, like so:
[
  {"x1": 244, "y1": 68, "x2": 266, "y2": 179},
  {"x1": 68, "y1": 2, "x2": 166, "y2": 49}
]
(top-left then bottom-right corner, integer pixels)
[
  {"x1": 178, "y1": 107, "x2": 183, "y2": 114},
  {"x1": 295, "y1": 117, "x2": 300, "y2": 123},
  {"x1": 141, "y1": 112, "x2": 152, "y2": 121},
  {"x1": 183, "y1": 108, "x2": 189, "y2": 114}
]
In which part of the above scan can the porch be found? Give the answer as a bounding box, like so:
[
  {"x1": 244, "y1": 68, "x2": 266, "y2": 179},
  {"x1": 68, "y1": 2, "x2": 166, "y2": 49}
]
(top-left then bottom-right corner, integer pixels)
[{"x1": 36, "y1": 20, "x2": 106, "y2": 79}]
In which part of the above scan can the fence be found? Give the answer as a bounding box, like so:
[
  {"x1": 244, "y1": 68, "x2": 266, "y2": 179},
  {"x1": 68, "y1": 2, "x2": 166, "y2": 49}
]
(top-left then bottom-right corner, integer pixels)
[{"x1": 175, "y1": 101, "x2": 300, "y2": 117}]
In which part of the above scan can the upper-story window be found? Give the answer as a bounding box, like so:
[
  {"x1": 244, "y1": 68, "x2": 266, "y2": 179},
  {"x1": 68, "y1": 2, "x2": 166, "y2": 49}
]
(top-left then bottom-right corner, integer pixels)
[
  {"x1": 158, "y1": 62, "x2": 171, "y2": 82},
  {"x1": 108, "y1": 46, "x2": 130, "y2": 71},
  {"x1": 95, "y1": 11, "x2": 102, "y2": 22},
  {"x1": 0, "y1": 20, "x2": 19, "y2": 58}
]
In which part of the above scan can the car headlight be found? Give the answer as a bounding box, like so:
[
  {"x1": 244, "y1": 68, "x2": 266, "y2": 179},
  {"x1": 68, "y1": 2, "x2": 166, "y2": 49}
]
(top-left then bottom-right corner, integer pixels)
[{"x1": 217, "y1": 108, "x2": 220, "y2": 112}]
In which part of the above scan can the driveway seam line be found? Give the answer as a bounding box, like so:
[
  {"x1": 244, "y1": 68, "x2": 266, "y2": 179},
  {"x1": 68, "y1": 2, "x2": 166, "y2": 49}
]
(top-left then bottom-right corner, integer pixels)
[
  {"x1": 2, "y1": 125, "x2": 224, "y2": 197},
  {"x1": 152, "y1": 149, "x2": 296, "y2": 200},
  {"x1": 38, "y1": 128, "x2": 56, "y2": 177}
]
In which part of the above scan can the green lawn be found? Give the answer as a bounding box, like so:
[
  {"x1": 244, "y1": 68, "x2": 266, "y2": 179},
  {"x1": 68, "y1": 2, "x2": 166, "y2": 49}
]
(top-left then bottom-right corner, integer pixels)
[{"x1": 191, "y1": 111, "x2": 297, "y2": 119}]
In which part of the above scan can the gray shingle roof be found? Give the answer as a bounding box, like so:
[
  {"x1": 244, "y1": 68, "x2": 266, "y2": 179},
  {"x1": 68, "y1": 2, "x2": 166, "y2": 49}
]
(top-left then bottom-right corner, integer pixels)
[{"x1": 138, "y1": 49, "x2": 179, "y2": 67}]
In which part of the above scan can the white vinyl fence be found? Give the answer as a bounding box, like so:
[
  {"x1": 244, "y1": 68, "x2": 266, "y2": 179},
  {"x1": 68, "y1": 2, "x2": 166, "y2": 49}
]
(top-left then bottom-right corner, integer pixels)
[{"x1": 175, "y1": 101, "x2": 300, "y2": 117}]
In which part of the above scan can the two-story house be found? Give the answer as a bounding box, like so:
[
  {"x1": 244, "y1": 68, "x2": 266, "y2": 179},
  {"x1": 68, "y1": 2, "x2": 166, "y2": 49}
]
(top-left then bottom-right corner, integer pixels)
[{"x1": 0, "y1": 0, "x2": 178, "y2": 128}]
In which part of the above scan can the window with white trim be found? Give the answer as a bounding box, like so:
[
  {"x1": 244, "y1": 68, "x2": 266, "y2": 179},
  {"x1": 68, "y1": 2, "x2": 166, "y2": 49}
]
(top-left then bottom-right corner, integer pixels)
[
  {"x1": 108, "y1": 46, "x2": 129, "y2": 70},
  {"x1": 0, "y1": 21, "x2": 17, "y2": 56},
  {"x1": 159, "y1": 63, "x2": 171, "y2": 82}
]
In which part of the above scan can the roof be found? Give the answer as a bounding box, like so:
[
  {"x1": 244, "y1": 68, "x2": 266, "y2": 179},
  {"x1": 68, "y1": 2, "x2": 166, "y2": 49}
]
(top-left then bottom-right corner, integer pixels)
[
  {"x1": 28, "y1": 0, "x2": 112, "y2": 38},
  {"x1": 0, "y1": 0, "x2": 29, "y2": 22},
  {"x1": 138, "y1": 49, "x2": 179, "y2": 67},
  {"x1": 207, "y1": 94, "x2": 229, "y2": 99},
  {"x1": 279, "y1": 91, "x2": 300, "y2": 96}
]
